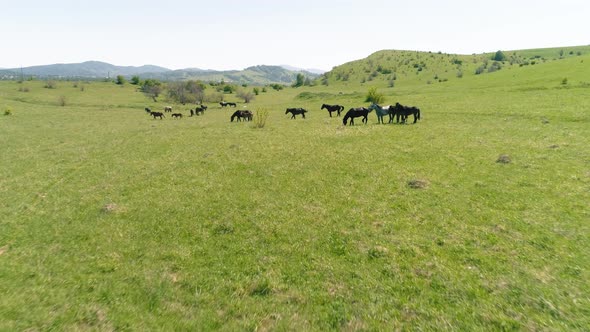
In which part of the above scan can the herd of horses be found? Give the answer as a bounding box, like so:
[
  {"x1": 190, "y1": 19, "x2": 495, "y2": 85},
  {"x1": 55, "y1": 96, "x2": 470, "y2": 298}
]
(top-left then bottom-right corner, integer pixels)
[
  {"x1": 322, "y1": 103, "x2": 421, "y2": 125},
  {"x1": 145, "y1": 102, "x2": 421, "y2": 125}
]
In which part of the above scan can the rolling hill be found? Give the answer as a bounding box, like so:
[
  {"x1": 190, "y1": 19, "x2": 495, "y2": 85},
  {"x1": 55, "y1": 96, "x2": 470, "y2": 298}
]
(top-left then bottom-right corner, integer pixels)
[{"x1": 318, "y1": 45, "x2": 590, "y2": 89}]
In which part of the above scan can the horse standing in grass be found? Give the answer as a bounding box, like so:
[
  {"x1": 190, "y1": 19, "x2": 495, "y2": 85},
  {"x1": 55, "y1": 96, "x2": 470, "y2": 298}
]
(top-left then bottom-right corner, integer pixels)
[
  {"x1": 171, "y1": 113, "x2": 183, "y2": 119},
  {"x1": 321, "y1": 103, "x2": 344, "y2": 117},
  {"x1": 164, "y1": 106, "x2": 172, "y2": 113},
  {"x1": 342, "y1": 107, "x2": 372, "y2": 125},
  {"x1": 221, "y1": 101, "x2": 237, "y2": 108},
  {"x1": 392, "y1": 103, "x2": 421, "y2": 124},
  {"x1": 231, "y1": 110, "x2": 253, "y2": 122},
  {"x1": 286, "y1": 108, "x2": 308, "y2": 119},
  {"x1": 368, "y1": 103, "x2": 393, "y2": 124},
  {"x1": 150, "y1": 111, "x2": 165, "y2": 119},
  {"x1": 195, "y1": 105, "x2": 206, "y2": 115}
]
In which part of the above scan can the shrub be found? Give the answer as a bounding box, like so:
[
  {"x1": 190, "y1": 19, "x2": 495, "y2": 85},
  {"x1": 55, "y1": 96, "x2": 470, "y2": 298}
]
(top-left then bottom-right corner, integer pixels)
[
  {"x1": 58, "y1": 95, "x2": 67, "y2": 107},
  {"x1": 269, "y1": 84, "x2": 283, "y2": 91},
  {"x1": 115, "y1": 75, "x2": 126, "y2": 85},
  {"x1": 130, "y1": 76, "x2": 140, "y2": 85},
  {"x1": 365, "y1": 87, "x2": 384, "y2": 104},
  {"x1": 561, "y1": 78, "x2": 568, "y2": 85},
  {"x1": 236, "y1": 89, "x2": 255, "y2": 103},
  {"x1": 4, "y1": 108, "x2": 12, "y2": 116},
  {"x1": 253, "y1": 109, "x2": 269, "y2": 128},
  {"x1": 475, "y1": 66, "x2": 485, "y2": 75},
  {"x1": 44, "y1": 80, "x2": 56, "y2": 89},
  {"x1": 488, "y1": 61, "x2": 502, "y2": 73}
]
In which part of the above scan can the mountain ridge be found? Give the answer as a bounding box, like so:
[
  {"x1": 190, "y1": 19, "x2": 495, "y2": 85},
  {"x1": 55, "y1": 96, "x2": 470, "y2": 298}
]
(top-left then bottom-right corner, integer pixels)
[{"x1": 0, "y1": 61, "x2": 320, "y2": 85}]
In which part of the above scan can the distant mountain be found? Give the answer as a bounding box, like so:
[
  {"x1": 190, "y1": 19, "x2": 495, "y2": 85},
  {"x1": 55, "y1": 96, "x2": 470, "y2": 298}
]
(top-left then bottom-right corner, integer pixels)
[
  {"x1": 5, "y1": 61, "x2": 170, "y2": 79},
  {"x1": 280, "y1": 65, "x2": 326, "y2": 74},
  {"x1": 1, "y1": 61, "x2": 320, "y2": 85}
]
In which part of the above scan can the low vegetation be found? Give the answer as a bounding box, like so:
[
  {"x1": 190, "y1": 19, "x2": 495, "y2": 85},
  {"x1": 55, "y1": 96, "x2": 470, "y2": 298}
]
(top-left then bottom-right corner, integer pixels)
[{"x1": 1, "y1": 46, "x2": 589, "y2": 330}]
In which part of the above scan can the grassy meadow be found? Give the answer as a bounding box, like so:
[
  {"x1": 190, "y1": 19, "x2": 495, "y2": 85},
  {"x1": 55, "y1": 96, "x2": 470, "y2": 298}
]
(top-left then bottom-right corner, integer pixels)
[{"x1": 1, "y1": 47, "x2": 589, "y2": 330}]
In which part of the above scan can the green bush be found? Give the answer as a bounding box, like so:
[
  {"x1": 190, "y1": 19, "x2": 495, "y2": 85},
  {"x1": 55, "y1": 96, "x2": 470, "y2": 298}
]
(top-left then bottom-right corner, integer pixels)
[
  {"x1": 4, "y1": 108, "x2": 12, "y2": 116},
  {"x1": 365, "y1": 87, "x2": 384, "y2": 104}
]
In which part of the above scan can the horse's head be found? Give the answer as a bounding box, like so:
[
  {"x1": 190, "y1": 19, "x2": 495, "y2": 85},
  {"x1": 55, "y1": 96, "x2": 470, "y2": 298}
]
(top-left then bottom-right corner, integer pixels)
[
  {"x1": 285, "y1": 109, "x2": 289, "y2": 114},
  {"x1": 321, "y1": 104, "x2": 326, "y2": 109}
]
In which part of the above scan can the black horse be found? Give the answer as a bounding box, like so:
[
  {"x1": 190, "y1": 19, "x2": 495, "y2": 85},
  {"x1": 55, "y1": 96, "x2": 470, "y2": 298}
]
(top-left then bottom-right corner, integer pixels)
[
  {"x1": 286, "y1": 108, "x2": 307, "y2": 119},
  {"x1": 220, "y1": 101, "x2": 237, "y2": 108},
  {"x1": 343, "y1": 107, "x2": 372, "y2": 125},
  {"x1": 171, "y1": 113, "x2": 183, "y2": 119},
  {"x1": 321, "y1": 103, "x2": 344, "y2": 117},
  {"x1": 231, "y1": 110, "x2": 253, "y2": 122},
  {"x1": 145, "y1": 107, "x2": 152, "y2": 114},
  {"x1": 195, "y1": 105, "x2": 206, "y2": 115},
  {"x1": 392, "y1": 103, "x2": 421, "y2": 124},
  {"x1": 150, "y1": 111, "x2": 165, "y2": 119}
]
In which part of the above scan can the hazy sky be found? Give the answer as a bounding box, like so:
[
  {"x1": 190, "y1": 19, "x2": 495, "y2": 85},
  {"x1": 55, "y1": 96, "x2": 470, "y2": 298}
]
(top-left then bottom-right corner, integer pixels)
[{"x1": 2, "y1": 0, "x2": 588, "y2": 70}]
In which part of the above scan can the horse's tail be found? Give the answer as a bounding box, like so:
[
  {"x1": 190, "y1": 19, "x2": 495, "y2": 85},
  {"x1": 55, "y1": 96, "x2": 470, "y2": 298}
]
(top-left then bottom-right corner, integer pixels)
[{"x1": 416, "y1": 108, "x2": 421, "y2": 120}]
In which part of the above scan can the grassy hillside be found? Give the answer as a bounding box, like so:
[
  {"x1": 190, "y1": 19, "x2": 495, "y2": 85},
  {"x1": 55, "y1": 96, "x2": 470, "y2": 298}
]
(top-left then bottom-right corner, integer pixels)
[
  {"x1": 321, "y1": 45, "x2": 590, "y2": 89},
  {"x1": 1, "y1": 46, "x2": 589, "y2": 330}
]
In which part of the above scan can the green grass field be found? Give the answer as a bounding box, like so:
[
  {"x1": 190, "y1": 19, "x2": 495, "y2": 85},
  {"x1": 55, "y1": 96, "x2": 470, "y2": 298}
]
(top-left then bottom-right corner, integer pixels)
[{"x1": 1, "y1": 47, "x2": 589, "y2": 330}]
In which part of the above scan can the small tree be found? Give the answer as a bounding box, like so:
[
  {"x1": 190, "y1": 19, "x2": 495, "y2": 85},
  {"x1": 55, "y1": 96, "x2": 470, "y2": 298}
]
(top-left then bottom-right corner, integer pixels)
[
  {"x1": 141, "y1": 79, "x2": 162, "y2": 102},
  {"x1": 253, "y1": 87, "x2": 259, "y2": 96},
  {"x1": 292, "y1": 73, "x2": 305, "y2": 87},
  {"x1": 492, "y1": 50, "x2": 506, "y2": 61},
  {"x1": 223, "y1": 84, "x2": 235, "y2": 94},
  {"x1": 130, "y1": 75, "x2": 140, "y2": 85},
  {"x1": 365, "y1": 87, "x2": 385, "y2": 104}
]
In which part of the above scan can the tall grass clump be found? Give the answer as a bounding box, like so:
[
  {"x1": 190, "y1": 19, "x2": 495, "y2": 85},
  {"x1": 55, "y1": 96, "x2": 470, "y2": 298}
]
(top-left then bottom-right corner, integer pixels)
[
  {"x1": 253, "y1": 108, "x2": 269, "y2": 128},
  {"x1": 58, "y1": 95, "x2": 67, "y2": 107}
]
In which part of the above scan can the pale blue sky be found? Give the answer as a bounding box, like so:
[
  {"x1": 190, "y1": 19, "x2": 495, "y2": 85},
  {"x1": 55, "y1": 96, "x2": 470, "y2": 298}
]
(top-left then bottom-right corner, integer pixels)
[{"x1": 2, "y1": 0, "x2": 588, "y2": 70}]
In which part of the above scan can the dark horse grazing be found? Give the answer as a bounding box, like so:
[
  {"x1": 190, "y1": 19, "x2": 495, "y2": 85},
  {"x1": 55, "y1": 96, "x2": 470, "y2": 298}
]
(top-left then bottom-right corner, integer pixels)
[
  {"x1": 392, "y1": 103, "x2": 421, "y2": 124},
  {"x1": 231, "y1": 110, "x2": 253, "y2": 122},
  {"x1": 285, "y1": 108, "x2": 307, "y2": 119},
  {"x1": 343, "y1": 107, "x2": 372, "y2": 125},
  {"x1": 171, "y1": 113, "x2": 183, "y2": 119},
  {"x1": 150, "y1": 111, "x2": 165, "y2": 119},
  {"x1": 321, "y1": 103, "x2": 344, "y2": 117}
]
